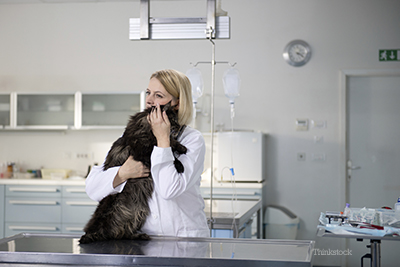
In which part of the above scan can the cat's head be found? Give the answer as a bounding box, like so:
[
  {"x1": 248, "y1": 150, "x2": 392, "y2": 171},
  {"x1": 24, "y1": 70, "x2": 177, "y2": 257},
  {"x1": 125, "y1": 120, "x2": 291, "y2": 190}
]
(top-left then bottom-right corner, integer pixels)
[
  {"x1": 147, "y1": 101, "x2": 179, "y2": 123},
  {"x1": 148, "y1": 101, "x2": 177, "y2": 113}
]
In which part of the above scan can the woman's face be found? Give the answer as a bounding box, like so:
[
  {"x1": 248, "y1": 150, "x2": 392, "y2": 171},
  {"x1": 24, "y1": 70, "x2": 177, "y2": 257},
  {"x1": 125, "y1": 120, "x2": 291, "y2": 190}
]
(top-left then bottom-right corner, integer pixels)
[{"x1": 145, "y1": 78, "x2": 179, "y2": 109}]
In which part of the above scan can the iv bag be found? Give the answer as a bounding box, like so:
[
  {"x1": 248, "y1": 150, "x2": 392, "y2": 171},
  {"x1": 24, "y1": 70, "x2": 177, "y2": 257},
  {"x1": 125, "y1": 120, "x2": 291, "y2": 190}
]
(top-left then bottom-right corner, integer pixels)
[
  {"x1": 222, "y1": 67, "x2": 241, "y2": 104},
  {"x1": 186, "y1": 67, "x2": 204, "y2": 104}
]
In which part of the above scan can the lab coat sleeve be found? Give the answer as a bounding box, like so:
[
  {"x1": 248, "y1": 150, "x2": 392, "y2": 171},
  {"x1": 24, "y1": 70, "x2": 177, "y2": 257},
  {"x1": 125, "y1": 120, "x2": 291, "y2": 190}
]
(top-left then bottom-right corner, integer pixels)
[
  {"x1": 85, "y1": 164, "x2": 126, "y2": 202},
  {"x1": 150, "y1": 129, "x2": 205, "y2": 200}
]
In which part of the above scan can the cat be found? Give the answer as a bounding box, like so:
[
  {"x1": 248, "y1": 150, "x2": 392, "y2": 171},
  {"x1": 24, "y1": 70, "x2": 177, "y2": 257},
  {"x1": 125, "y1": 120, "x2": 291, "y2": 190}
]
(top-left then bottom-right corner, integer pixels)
[{"x1": 79, "y1": 102, "x2": 187, "y2": 244}]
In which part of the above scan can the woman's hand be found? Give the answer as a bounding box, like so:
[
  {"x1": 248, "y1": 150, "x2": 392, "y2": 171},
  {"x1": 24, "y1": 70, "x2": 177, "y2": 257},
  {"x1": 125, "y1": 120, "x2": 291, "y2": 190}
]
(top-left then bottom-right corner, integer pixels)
[
  {"x1": 148, "y1": 103, "x2": 171, "y2": 148},
  {"x1": 113, "y1": 156, "x2": 150, "y2": 188}
]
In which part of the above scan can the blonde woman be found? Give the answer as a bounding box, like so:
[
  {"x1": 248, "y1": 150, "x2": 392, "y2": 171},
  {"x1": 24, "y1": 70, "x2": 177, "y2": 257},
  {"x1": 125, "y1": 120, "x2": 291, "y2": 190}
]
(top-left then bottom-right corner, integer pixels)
[{"x1": 85, "y1": 69, "x2": 210, "y2": 238}]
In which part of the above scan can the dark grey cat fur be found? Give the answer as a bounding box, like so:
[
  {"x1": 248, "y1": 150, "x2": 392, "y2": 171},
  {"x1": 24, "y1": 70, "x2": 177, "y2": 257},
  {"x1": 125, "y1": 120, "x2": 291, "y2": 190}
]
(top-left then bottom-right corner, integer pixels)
[{"x1": 79, "y1": 103, "x2": 187, "y2": 244}]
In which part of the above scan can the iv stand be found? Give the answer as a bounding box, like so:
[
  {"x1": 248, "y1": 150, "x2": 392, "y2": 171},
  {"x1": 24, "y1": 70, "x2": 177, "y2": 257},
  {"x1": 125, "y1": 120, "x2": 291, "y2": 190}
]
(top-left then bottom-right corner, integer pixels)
[
  {"x1": 207, "y1": 27, "x2": 216, "y2": 236},
  {"x1": 193, "y1": 27, "x2": 236, "y2": 236}
]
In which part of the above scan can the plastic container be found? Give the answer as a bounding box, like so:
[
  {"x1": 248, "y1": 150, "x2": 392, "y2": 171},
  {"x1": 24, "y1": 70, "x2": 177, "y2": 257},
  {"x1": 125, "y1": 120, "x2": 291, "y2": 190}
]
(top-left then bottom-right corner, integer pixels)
[
  {"x1": 395, "y1": 197, "x2": 400, "y2": 211},
  {"x1": 41, "y1": 169, "x2": 71, "y2": 180},
  {"x1": 264, "y1": 205, "x2": 299, "y2": 239},
  {"x1": 347, "y1": 207, "x2": 400, "y2": 227}
]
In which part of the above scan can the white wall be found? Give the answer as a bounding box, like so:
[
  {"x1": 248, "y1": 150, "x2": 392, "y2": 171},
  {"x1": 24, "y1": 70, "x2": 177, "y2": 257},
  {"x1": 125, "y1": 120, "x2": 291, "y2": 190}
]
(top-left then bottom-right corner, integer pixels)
[{"x1": 1, "y1": 1, "x2": 400, "y2": 266}]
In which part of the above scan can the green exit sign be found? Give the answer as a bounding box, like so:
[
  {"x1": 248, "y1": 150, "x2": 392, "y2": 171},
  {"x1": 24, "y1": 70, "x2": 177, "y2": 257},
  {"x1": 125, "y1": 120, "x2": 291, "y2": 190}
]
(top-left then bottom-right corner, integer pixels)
[{"x1": 379, "y1": 49, "x2": 400, "y2": 61}]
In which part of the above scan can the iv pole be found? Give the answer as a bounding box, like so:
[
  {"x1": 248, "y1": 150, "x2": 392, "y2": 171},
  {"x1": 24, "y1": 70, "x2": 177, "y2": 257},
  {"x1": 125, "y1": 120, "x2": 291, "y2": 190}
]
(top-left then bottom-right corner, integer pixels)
[
  {"x1": 190, "y1": 47, "x2": 237, "y2": 236},
  {"x1": 134, "y1": 0, "x2": 232, "y2": 237},
  {"x1": 206, "y1": 27, "x2": 216, "y2": 236}
]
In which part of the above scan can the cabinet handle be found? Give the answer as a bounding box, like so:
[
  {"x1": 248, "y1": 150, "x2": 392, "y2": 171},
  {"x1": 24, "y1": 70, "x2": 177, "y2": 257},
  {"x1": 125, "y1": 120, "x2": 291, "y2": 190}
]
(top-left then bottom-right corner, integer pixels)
[
  {"x1": 9, "y1": 200, "x2": 58, "y2": 205},
  {"x1": 65, "y1": 188, "x2": 86, "y2": 193},
  {"x1": 9, "y1": 225, "x2": 58, "y2": 231},
  {"x1": 9, "y1": 187, "x2": 59, "y2": 193},
  {"x1": 65, "y1": 227, "x2": 83, "y2": 232},
  {"x1": 65, "y1": 201, "x2": 97, "y2": 206}
]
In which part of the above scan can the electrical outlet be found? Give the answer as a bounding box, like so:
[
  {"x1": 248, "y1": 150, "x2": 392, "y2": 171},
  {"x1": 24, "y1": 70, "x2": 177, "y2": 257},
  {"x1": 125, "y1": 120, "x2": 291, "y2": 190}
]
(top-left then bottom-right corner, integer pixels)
[
  {"x1": 313, "y1": 135, "x2": 324, "y2": 144},
  {"x1": 312, "y1": 153, "x2": 326, "y2": 162},
  {"x1": 74, "y1": 153, "x2": 91, "y2": 159},
  {"x1": 297, "y1": 152, "x2": 306, "y2": 161},
  {"x1": 311, "y1": 120, "x2": 327, "y2": 129}
]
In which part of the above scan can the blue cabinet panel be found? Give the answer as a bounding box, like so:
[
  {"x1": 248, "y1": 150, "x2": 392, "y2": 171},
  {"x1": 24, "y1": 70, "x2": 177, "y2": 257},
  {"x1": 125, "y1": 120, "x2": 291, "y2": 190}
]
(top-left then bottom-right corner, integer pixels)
[
  {"x1": 0, "y1": 185, "x2": 4, "y2": 238},
  {"x1": 5, "y1": 197, "x2": 61, "y2": 223},
  {"x1": 61, "y1": 198, "x2": 97, "y2": 224},
  {"x1": 5, "y1": 222, "x2": 61, "y2": 237},
  {"x1": 6, "y1": 185, "x2": 61, "y2": 198}
]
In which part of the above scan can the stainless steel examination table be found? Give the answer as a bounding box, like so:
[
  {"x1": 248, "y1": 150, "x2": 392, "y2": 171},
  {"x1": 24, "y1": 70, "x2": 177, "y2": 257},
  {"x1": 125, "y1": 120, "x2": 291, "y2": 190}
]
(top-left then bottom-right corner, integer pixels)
[{"x1": 0, "y1": 233, "x2": 315, "y2": 266}]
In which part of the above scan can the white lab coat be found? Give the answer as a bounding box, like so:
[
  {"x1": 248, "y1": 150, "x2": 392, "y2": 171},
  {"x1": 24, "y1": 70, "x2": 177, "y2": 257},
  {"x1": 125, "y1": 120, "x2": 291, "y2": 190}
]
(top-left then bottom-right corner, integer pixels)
[{"x1": 85, "y1": 126, "x2": 210, "y2": 238}]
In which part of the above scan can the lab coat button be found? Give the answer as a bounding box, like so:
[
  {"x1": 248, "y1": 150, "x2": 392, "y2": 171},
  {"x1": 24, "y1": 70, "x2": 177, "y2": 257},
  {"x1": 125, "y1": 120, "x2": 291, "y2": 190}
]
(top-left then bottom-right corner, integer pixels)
[{"x1": 153, "y1": 214, "x2": 158, "y2": 219}]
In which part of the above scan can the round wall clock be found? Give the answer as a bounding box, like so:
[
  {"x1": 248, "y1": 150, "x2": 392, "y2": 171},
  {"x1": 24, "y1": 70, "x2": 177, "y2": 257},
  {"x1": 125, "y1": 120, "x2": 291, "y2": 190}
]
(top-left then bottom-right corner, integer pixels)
[{"x1": 283, "y1": 40, "x2": 311, "y2": 67}]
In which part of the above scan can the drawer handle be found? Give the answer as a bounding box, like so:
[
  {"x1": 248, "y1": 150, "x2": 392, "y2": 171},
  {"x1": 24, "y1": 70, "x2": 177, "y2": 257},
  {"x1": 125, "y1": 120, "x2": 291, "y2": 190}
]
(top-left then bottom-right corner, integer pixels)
[
  {"x1": 66, "y1": 188, "x2": 86, "y2": 193},
  {"x1": 9, "y1": 187, "x2": 59, "y2": 193},
  {"x1": 9, "y1": 200, "x2": 59, "y2": 205},
  {"x1": 9, "y1": 225, "x2": 58, "y2": 231},
  {"x1": 65, "y1": 201, "x2": 97, "y2": 206},
  {"x1": 65, "y1": 227, "x2": 83, "y2": 232}
]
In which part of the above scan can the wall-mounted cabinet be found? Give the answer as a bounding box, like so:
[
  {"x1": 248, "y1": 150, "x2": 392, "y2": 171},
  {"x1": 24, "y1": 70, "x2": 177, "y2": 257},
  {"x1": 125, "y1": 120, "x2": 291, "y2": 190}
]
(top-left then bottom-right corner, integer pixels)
[
  {"x1": 0, "y1": 94, "x2": 10, "y2": 129},
  {"x1": 78, "y1": 92, "x2": 143, "y2": 129},
  {"x1": 15, "y1": 93, "x2": 75, "y2": 130},
  {"x1": 0, "y1": 91, "x2": 144, "y2": 130}
]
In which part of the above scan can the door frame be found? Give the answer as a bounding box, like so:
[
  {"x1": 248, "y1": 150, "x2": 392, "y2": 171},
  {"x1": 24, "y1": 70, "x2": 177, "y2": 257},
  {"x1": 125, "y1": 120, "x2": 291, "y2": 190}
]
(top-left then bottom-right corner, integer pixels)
[{"x1": 339, "y1": 68, "x2": 400, "y2": 207}]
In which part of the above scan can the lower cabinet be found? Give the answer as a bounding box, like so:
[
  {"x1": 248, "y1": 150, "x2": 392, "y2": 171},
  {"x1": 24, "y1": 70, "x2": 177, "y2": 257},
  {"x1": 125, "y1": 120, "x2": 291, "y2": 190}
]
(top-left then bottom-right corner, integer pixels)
[
  {"x1": 1, "y1": 184, "x2": 97, "y2": 239},
  {"x1": 4, "y1": 185, "x2": 62, "y2": 237},
  {"x1": 0, "y1": 186, "x2": 4, "y2": 238},
  {"x1": 5, "y1": 222, "x2": 62, "y2": 237},
  {"x1": 62, "y1": 186, "x2": 97, "y2": 235}
]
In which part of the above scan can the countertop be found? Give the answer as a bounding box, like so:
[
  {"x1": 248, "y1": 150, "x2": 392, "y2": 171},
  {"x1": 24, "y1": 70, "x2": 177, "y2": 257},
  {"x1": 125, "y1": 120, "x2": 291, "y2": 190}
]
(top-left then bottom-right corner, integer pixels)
[
  {"x1": 0, "y1": 178, "x2": 264, "y2": 188},
  {"x1": 0, "y1": 178, "x2": 86, "y2": 186},
  {"x1": 204, "y1": 199, "x2": 261, "y2": 229},
  {"x1": 0, "y1": 233, "x2": 315, "y2": 267}
]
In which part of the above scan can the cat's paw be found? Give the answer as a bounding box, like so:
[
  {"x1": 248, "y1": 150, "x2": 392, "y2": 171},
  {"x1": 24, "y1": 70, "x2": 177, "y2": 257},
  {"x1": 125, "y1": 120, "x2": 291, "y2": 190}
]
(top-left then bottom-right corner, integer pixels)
[{"x1": 138, "y1": 233, "x2": 151, "y2": 240}]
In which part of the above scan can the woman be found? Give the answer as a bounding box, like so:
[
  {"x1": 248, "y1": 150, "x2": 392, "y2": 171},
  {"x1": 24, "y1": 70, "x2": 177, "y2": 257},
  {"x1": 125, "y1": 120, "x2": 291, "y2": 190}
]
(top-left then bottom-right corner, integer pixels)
[{"x1": 85, "y1": 69, "x2": 210, "y2": 238}]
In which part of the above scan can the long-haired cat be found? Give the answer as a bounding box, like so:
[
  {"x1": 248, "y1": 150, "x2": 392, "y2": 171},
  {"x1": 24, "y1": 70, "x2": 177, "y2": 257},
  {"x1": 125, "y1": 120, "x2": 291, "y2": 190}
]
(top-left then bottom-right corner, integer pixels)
[{"x1": 79, "y1": 103, "x2": 187, "y2": 244}]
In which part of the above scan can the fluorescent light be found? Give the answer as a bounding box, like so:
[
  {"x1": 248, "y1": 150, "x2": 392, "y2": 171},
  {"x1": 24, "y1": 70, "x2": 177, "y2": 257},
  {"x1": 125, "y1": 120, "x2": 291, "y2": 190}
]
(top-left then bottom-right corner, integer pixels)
[{"x1": 129, "y1": 16, "x2": 230, "y2": 40}]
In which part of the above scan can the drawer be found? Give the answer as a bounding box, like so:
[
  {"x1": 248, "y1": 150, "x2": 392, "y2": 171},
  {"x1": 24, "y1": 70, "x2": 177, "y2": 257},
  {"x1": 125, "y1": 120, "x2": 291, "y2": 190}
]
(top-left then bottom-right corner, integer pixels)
[
  {"x1": 62, "y1": 186, "x2": 88, "y2": 198},
  {"x1": 5, "y1": 197, "x2": 61, "y2": 223},
  {"x1": 6, "y1": 185, "x2": 61, "y2": 198},
  {"x1": 62, "y1": 223, "x2": 86, "y2": 234},
  {"x1": 5, "y1": 222, "x2": 61, "y2": 238},
  {"x1": 61, "y1": 198, "x2": 97, "y2": 224}
]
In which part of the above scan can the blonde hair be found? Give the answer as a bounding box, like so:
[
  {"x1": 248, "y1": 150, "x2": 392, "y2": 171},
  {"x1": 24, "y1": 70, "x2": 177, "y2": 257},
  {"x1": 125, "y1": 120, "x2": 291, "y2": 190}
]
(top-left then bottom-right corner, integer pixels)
[{"x1": 150, "y1": 69, "x2": 193, "y2": 126}]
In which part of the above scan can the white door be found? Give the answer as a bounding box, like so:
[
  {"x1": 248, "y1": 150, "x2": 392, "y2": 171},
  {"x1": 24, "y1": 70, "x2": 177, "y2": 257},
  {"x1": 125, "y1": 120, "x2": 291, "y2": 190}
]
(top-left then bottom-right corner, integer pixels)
[{"x1": 346, "y1": 73, "x2": 400, "y2": 267}]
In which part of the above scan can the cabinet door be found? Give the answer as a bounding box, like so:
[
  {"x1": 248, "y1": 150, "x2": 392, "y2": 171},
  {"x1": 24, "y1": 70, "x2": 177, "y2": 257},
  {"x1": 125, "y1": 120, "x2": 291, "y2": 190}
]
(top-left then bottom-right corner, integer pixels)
[
  {"x1": 61, "y1": 198, "x2": 97, "y2": 224},
  {"x1": 62, "y1": 224, "x2": 86, "y2": 234},
  {"x1": 0, "y1": 185, "x2": 4, "y2": 238},
  {"x1": 81, "y1": 93, "x2": 142, "y2": 128},
  {"x1": 5, "y1": 197, "x2": 61, "y2": 223},
  {"x1": 16, "y1": 93, "x2": 75, "y2": 129},
  {"x1": 0, "y1": 94, "x2": 10, "y2": 128},
  {"x1": 6, "y1": 185, "x2": 61, "y2": 198},
  {"x1": 61, "y1": 186, "x2": 97, "y2": 234},
  {"x1": 5, "y1": 222, "x2": 61, "y2": 237}
]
